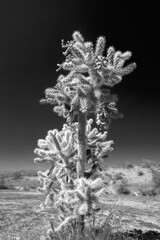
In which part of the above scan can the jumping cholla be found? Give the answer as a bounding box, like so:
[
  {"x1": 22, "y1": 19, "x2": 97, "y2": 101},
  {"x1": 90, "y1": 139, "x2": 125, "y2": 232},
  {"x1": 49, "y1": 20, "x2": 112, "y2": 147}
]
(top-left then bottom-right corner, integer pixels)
[{"x1": 34, "y1": 31, "x2": 136, "y2": 238}]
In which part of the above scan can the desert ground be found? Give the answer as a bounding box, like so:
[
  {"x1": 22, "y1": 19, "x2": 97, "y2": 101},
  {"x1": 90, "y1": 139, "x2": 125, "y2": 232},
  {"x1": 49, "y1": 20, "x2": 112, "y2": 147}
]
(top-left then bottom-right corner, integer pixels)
[{"x1": 0, "y1": 160, "x2": 160, "y2": 240}]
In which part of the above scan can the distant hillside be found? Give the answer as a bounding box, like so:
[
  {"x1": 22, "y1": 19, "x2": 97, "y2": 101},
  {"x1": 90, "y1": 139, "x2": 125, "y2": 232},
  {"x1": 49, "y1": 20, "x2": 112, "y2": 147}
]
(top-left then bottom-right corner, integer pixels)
[{"x1": 0, "y1": 169, "x2": 38, "y2": 178}]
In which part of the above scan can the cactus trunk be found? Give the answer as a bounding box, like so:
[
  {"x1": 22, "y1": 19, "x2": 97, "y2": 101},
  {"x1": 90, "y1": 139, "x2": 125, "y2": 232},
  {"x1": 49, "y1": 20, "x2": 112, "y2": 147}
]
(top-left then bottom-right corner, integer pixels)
[{"x1": 77, "y1": 111, "x2": 87, "y2": 178}]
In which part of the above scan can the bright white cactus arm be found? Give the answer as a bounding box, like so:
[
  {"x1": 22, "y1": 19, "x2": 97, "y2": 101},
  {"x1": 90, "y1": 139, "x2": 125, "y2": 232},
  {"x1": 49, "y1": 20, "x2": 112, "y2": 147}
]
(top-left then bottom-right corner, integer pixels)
[
  {"x1": 73, "y1": 177, "x2": 104, "y2": 216},
  {"x1": 95, "y1": 36, "x2": 106, "y2": 57},
  {"x1": 86, "y1": 119, "x2": 113, "y2": 150},
  {"x1": 36, "y1": 165, "x2": 61, "y2": 194},
  {"x1": 72, "y1": 31, "x2": 84, "y2": 43},
  {"x1": 34, "y1": 129, "x2": 62, "y2": 166},
  {"x1": 95, "y1": 140, "x2": 114, "y2": 159},
  {"x1": 99, "y1": 46, "x2": 136, "y2": 87}
]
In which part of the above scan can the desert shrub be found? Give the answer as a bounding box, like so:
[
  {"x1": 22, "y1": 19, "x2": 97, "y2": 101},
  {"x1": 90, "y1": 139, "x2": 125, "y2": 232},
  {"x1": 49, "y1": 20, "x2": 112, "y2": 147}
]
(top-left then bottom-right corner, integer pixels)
[
  {"x1": 3, "y1": 178, "x2": 14, "y2": 190},
  {"x1": 0, "y1": 171, "x2": 14, "y2": 178},
  {"x1": 151, "y1": 168, "x2": 160, "y2": 189},
  {"x1": 20, "y1": 178, "x2": 39, "y2": 191},
  {"x1": 23, "y1": 169, "x2": 38, "y2": 177},
  {"x1": 23, "y1": 186, "x2": 30, "y2": 191},
  {"x1": 104, "y1": 172, "x2": 113, "y2": 180},
  {"x1": 0, "y1": 169, "x2": 37, "y2": 179},
  {"x1": 116, "y1": 179, "x2": 130, "y2": 195},
  {"x1": 114, "y1": 172, "x2": 124, "y2": 180},
  {"x1": 0, "y1": 177, "x2": 8, "y2": 189},
  {"x1": 12, "y1": 171, "x2": 22, "y2": 180},
  {"x1": 139, "y1": 188, "x2": 157, "y2": 196},
  {"x1": 137, "y1": 170, "x2": 144, "y2": 176},
  {"x1": 26, "y1": 179, "x2": 39, "y2": 189},
  {"x1": 141, "y1": 159, "x2": 158, "y2": 169},
  {"x1": 10, "y1": 169, "x2": 38, "y2": 179},
  {"x1": 125, "y1": 162, "x2": 134, "y2": 169}
]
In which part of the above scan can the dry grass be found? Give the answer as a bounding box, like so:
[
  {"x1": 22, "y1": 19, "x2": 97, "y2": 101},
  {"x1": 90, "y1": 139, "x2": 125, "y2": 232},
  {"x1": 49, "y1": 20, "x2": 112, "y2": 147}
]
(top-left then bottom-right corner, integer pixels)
[
  {"x1": 46, "y1": 213, "x2": 139, "y2": 240},
  {"x1": 0, "y1": 192, "x2": 50, "y2": 240}
]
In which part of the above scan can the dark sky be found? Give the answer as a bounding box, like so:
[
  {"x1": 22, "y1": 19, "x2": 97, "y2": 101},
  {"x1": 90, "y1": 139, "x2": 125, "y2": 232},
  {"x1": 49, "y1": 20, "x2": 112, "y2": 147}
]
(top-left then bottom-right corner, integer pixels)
[{"x1": 0, "y1": 1, "x2": 160, "y2": 170}]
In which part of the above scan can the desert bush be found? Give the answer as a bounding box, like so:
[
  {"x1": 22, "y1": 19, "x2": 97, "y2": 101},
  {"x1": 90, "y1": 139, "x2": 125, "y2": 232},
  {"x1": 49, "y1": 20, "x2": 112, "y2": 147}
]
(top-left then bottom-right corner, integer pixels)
[
  {"x1": 9, "y1": 169, "x2": 38, "y2": 179},
  {"x1": 116, "y1": 179, "x2": 130, "y2": 195},
  {"x1": 137, "y1": 170, "x2": 144, "y2": 176},
  {"x1": 125, "y1": 162, "x2": 134, "y2": 169},
  {"x1": 151, "y1": 168, "x2": 160, "y2": 189},
  {"x1": 23, "y1": 186, "x2": 30, "y2": 191},
  {"x1": 114, "y1": 172, "x2": 124, "y2": 180},
  {"x1": 0, "y1": 171, "x2": 14, "y2": 178},
  {"x1": 26, "y1": 179, "x2": 39, "y2": 189},
  {"x1": 23, "y1": 169, "x2": 38, "y2": 177},
  {"x1": 141, "y1": 159, "x2": 158, "y2": 169},
  {"x1": 34, "y1": 31, "x2": 136, "y2": 239},
  {"x1": 0, "y1": 169, "x2": 37, "y2": 179},
  {"x1": 104, "y1": 172, "x2": 113, "y2": 180},
  {"x1": 0, "y1": 176, "x2": 8, "y2": 189},
  {"x1": 12, "y1": 171, "x2": 22, "y2": 180},
  {"x1": 139, "y1": 187, "x2": 157, "y2": 196},
  {"x1": 3, "y1": 178, "x2": 14, "y2": 190}
]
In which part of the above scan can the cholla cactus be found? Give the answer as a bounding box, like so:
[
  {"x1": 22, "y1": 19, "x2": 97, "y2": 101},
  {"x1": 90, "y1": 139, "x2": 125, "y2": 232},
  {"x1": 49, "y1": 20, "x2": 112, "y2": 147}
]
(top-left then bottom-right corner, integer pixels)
[{"x1": 34, "y1": 31, "x2": 136, "y2": 238}]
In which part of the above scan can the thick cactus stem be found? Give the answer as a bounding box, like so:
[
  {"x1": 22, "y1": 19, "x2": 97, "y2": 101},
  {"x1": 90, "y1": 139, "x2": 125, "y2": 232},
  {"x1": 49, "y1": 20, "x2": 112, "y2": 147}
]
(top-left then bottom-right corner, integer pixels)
[{"x1": 77, "y1": 111, "x2": 87, "y2": 178}]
